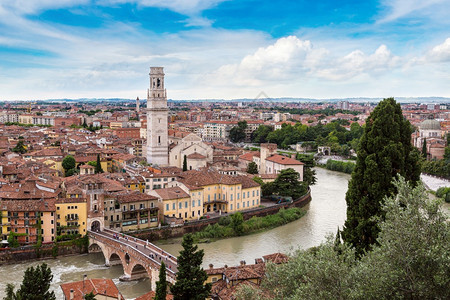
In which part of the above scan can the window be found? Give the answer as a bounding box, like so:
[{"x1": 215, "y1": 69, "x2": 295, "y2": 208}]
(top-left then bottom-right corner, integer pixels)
[
  {"x1": 253, "y1": 191, "x2": 255, "y2": 197},
  {"x1": 166, "y1": 204, "x2": 169, "y2": 211},
  {"x1": 198, "y1": 200, "x2": 201, "y2": 207},
  {"x1": 247, "y1": 201, "x2": 249, "y2": 207},
  {"x1": 185, "y1": 201, "x2": 188, "y2": 208},
  {"x1": 173, "y1": 203, "x2": 176, "y2": 210},
  {"x1": 247, "y1": 191, "x2": 250, "y2": 198},
  {"x1": 179, "y1": 202, "x2": 182, "y2": 209},
  {"x1": 253, "y1": 200, "x2": 255, "y2": 206},
  {"x1": 237, "y1": 203, "x2": 239, "y2": 209},
  {"x1": 243, "y1": 192, "x2": 245, "y2": 199},
  {"x1": 140, "y1": 204, "x2": 144, "y2": 209},
  {"x1": 192, "y1": 200, "x2": 195, "y2": 207},
  {"x1": 230, "y1": 204, "x2": 233, "y2": 210},
  {"x1": 123, "y1": 206, "x2": 126, "y2": 211},
  {"x1": 230, "y1": 194, "x2": 233, "y2": 201},
  {"x1": 208, "y1": 195, "x2": 210, "y2": 202},
  {"x1": 257, "y1": 190, "x2": 259, "y2": 196}
]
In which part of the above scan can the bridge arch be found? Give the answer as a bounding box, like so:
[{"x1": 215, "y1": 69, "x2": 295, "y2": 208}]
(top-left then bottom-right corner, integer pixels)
[
  {"x1": 129, "y1": 263, "x2": 149, "y2": 281},
  {"x1": 109, "y1": 252, "x2": 123, "y2": 266}
]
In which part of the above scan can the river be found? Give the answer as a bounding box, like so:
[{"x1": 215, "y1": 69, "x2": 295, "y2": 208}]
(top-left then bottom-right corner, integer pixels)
[{"x1": 1, "y1": 168, "x2": 447, "y2": 299}]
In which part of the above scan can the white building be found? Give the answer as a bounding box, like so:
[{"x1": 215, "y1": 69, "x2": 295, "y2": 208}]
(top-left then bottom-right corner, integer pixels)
[{"x1": 146, "y1": 67, "x2": 169, "y2": 166}]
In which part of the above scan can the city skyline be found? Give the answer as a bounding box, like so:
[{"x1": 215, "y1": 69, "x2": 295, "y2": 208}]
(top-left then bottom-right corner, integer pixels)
[{"x1": 1, "y1": 0, "x2": 450, "y2": 100}]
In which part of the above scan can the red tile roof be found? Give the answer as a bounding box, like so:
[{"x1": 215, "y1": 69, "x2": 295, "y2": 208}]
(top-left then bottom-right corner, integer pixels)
[
  {"x1": 265, "y1": 154, "x2": 304, "y2": 165},
  {"x1": 60, "y1": 278, "x2": 124, "y2": 300}
]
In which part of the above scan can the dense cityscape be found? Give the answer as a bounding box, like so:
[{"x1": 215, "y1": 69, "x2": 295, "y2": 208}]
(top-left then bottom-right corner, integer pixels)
[{"x1": 1, "y1": 0, "x2": 450, "y2": 299}]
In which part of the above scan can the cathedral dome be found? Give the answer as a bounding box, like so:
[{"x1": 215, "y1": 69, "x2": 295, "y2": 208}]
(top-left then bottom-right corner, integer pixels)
[{"x1": 419, "y1": 119, "x2": 441, "y2": 131}]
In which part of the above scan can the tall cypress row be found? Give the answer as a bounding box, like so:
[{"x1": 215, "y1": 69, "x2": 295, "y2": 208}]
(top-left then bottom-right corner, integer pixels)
[{"x1": 341, "y1": 98, "x2": 421, "y2": 256}]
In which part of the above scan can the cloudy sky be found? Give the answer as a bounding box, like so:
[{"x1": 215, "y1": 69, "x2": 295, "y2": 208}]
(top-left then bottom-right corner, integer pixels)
[{"x1": 1, "y1": 0, "x2": 450, "y2": 100}]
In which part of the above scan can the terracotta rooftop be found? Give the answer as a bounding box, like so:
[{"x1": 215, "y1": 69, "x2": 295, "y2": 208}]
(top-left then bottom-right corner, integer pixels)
[
  {"x1": 265, "y1": 154, "x2": 304, "y2": 165},
  {"x1": 135, "y1": 291, "x2": 173, "y2": 300},
  {"x1": 154, "y1": 186, "x2": 190, "y2": 200},
  {"x1": 263, "y1": 252, "x2": 289, "y2": 264},
  {"x1": 187, "y1": 152, "x2": 206, "y2": 159},
  {"x1": 60, "y1": 278, "x2": 124, "y2": 300}
]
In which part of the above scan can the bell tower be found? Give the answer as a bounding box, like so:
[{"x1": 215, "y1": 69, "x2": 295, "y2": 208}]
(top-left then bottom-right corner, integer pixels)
[{"x1": 146, "y1": 67, "x2": 169, "y2": 166}]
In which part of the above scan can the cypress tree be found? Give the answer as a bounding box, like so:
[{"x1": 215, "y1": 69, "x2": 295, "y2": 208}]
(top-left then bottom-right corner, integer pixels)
[
  {"x1": 170, "y1": 234, "x2": 211, "y2": 300},
  {"x1": 422, "y1": 138, "x2": 427, "y2": 159},
  {"x1": 182, "y1": 155, "x2": 187, "y2": 171},
  {"x1": 155, "y1": 261, "x2": 167, "y2": 300},
  {"x1": 15, "y1": 263, "x2": 56, "y2": 300},
  {"x1": 95, "y1": 154, "x2": 103, "y2": 173},
  {"x1": 341, "y1": 98, "x2": 421, "y2": 256}
]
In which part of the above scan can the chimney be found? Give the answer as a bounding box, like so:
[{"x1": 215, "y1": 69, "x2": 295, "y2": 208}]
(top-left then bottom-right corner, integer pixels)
[
  {"x1": 240, "y1": 260, "x2": 245, "y2": 266},
  {"x1": 209, "y1": 263, "x2": 214, "y2": 269},
  {"x1": 69, "y1": 289, "x2": 74, "y2": 300}
]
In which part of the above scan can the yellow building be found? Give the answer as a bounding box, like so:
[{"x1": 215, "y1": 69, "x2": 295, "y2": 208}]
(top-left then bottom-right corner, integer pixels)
[
  {"x1": 56, "y1": 198, "x2": 88, "y2": 236},
  {"x1": 0, "y1": 207, "x2": 9, "y2": 242},
  {"x1": 177, "y1": 170, "x2": 261, "y2": 215},
  {"x1": 150, "y1": 186, "x2": 204, "y2": 221}
]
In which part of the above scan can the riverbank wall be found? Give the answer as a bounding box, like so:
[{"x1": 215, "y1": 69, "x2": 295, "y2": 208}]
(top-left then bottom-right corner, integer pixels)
[
  {"x1": 130, "y1": 189, "x2": 312, "y2": 241},
  {"x1": 0, "y1": 238, "x2": 88, "y2": 265}
]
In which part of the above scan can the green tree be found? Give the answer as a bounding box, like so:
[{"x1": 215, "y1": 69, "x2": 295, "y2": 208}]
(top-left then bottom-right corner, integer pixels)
[
  {"x1": 422, "y1": 138, "x2": 427, "y2": 158},
  {"x1": 82, "y1": 119, "x2": 87, "y2": 127},
  {"x1": 84, "y1": 292, "x2": 96, "y2": 300},
  {"x1": 246, "y1": 161, "x2": 258, "y2": 174},
  {"x1": 62, "y1": 155, "x2": 76, "y2": 175},
  {"x1": 95, "y1": 154, "x2": 103, "y2": 174},
  {"x1": 3, "y1": 283, "x2": 17, "y2": 300},
  {"x1": 231, "y1": 212, "x2": 244, "y2": 236},
  {"x1": 155, "y1": 261, "x2": 168, "y2": 300},
  {"x1": 229, "y1": 121, "x2": 247, "y2": 143},
  {"x1": 12, "y1": 140, "x2": 27, "y2": 154},
  {"x1": 170, "y1": 234, "x2": 211, "y2": 300},
  {"x1": 15, "y1": 263, "x2": 56, "y2": 300},
  {"x1": 7, "y1": 232, "x2": 17, "y2": 248},
  {"x1": 236, "y1": 177, "x2": 450, "y2": 300},
  {"x1": 183, "y1": 155, "x2": 187, "y2": 172},
  {"x1": 341, "y1": 98, "x2": 421, "y2": 256},
  {"x1": 272, "y1": 168, "x2": 307, "y2": 199},
  {"x1": 251, "y1": 125, "x2": 274, "y2": 143}
]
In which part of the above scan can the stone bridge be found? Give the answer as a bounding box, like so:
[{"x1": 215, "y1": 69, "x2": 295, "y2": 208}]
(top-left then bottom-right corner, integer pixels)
[{"x1": 88, "y1": 228, "x2": 177, "y2": 290}]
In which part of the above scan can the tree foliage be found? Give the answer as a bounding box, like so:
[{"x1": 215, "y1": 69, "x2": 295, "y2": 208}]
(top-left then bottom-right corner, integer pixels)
[
  {"x1": 422, "y1": 138, "x2": 427, "y2": 158},
  {"x1": 246, "y1": 161, "x2": 258, "y2": 174},
  {"x1": 155, "y1": 261, "x2": 167, "y2": 300},
  {"x1": 265, "y1": 168, "x2": 307, "y2": 199},
  {"x1": 95, "y1": 154, "x2": 103, "y2": 174},
  {"x1": 231, "y1": 212, "x2": 244, "y2": 236},
  {"x1": 84, "y1": 292, "x2": 96, "y2": 300},
  {"x1": 62, "y1": 155, "x2": 76, "y2": 172},
  {"x1": 12, "y1": 140, "x2": 27, "y2": 154},
  {"x1": 236, "y1": 177, "x2": 450, "y2": 300},
  {"x1": 229, "y1": 121, "x2": 247, "y2": 143},
  {"x1": 341, "y1": 98, "x2": 421, "y2": 256},
  {"x1": 183, "y1": 155, "x2": 187, "y2": 172},
  {"x1": 170, "y1": 234, "x2": 211, "y2": 300},
  {"x1": 5, "y1": 263, "x2": 56, "y2": 300},
  {"x1": 251, "y1": 125, "x2": 274, "y2": 143}
]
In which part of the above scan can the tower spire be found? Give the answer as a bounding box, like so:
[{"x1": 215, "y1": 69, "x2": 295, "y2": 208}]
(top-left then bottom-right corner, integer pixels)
[{"x1": 146, "y1": 67, "x2": 169, "y2": 166}]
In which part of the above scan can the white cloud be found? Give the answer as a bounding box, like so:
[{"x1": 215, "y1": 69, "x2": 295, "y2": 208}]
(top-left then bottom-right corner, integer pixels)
[
  {"x1": 426, "y1": 38, "x2": 450, "y2": 62},
  {"x1": 378, "y1": 0, "x2": 448, "y2": 23},
  {"x1": 210, "y1": 36, "x2": 400, "y2": 85}
]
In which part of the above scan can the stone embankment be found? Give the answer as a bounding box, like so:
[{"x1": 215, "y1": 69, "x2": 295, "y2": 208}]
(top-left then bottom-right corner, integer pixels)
[{"x1": 131, "y1": 189, "x2": 312, "y2": 241}]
